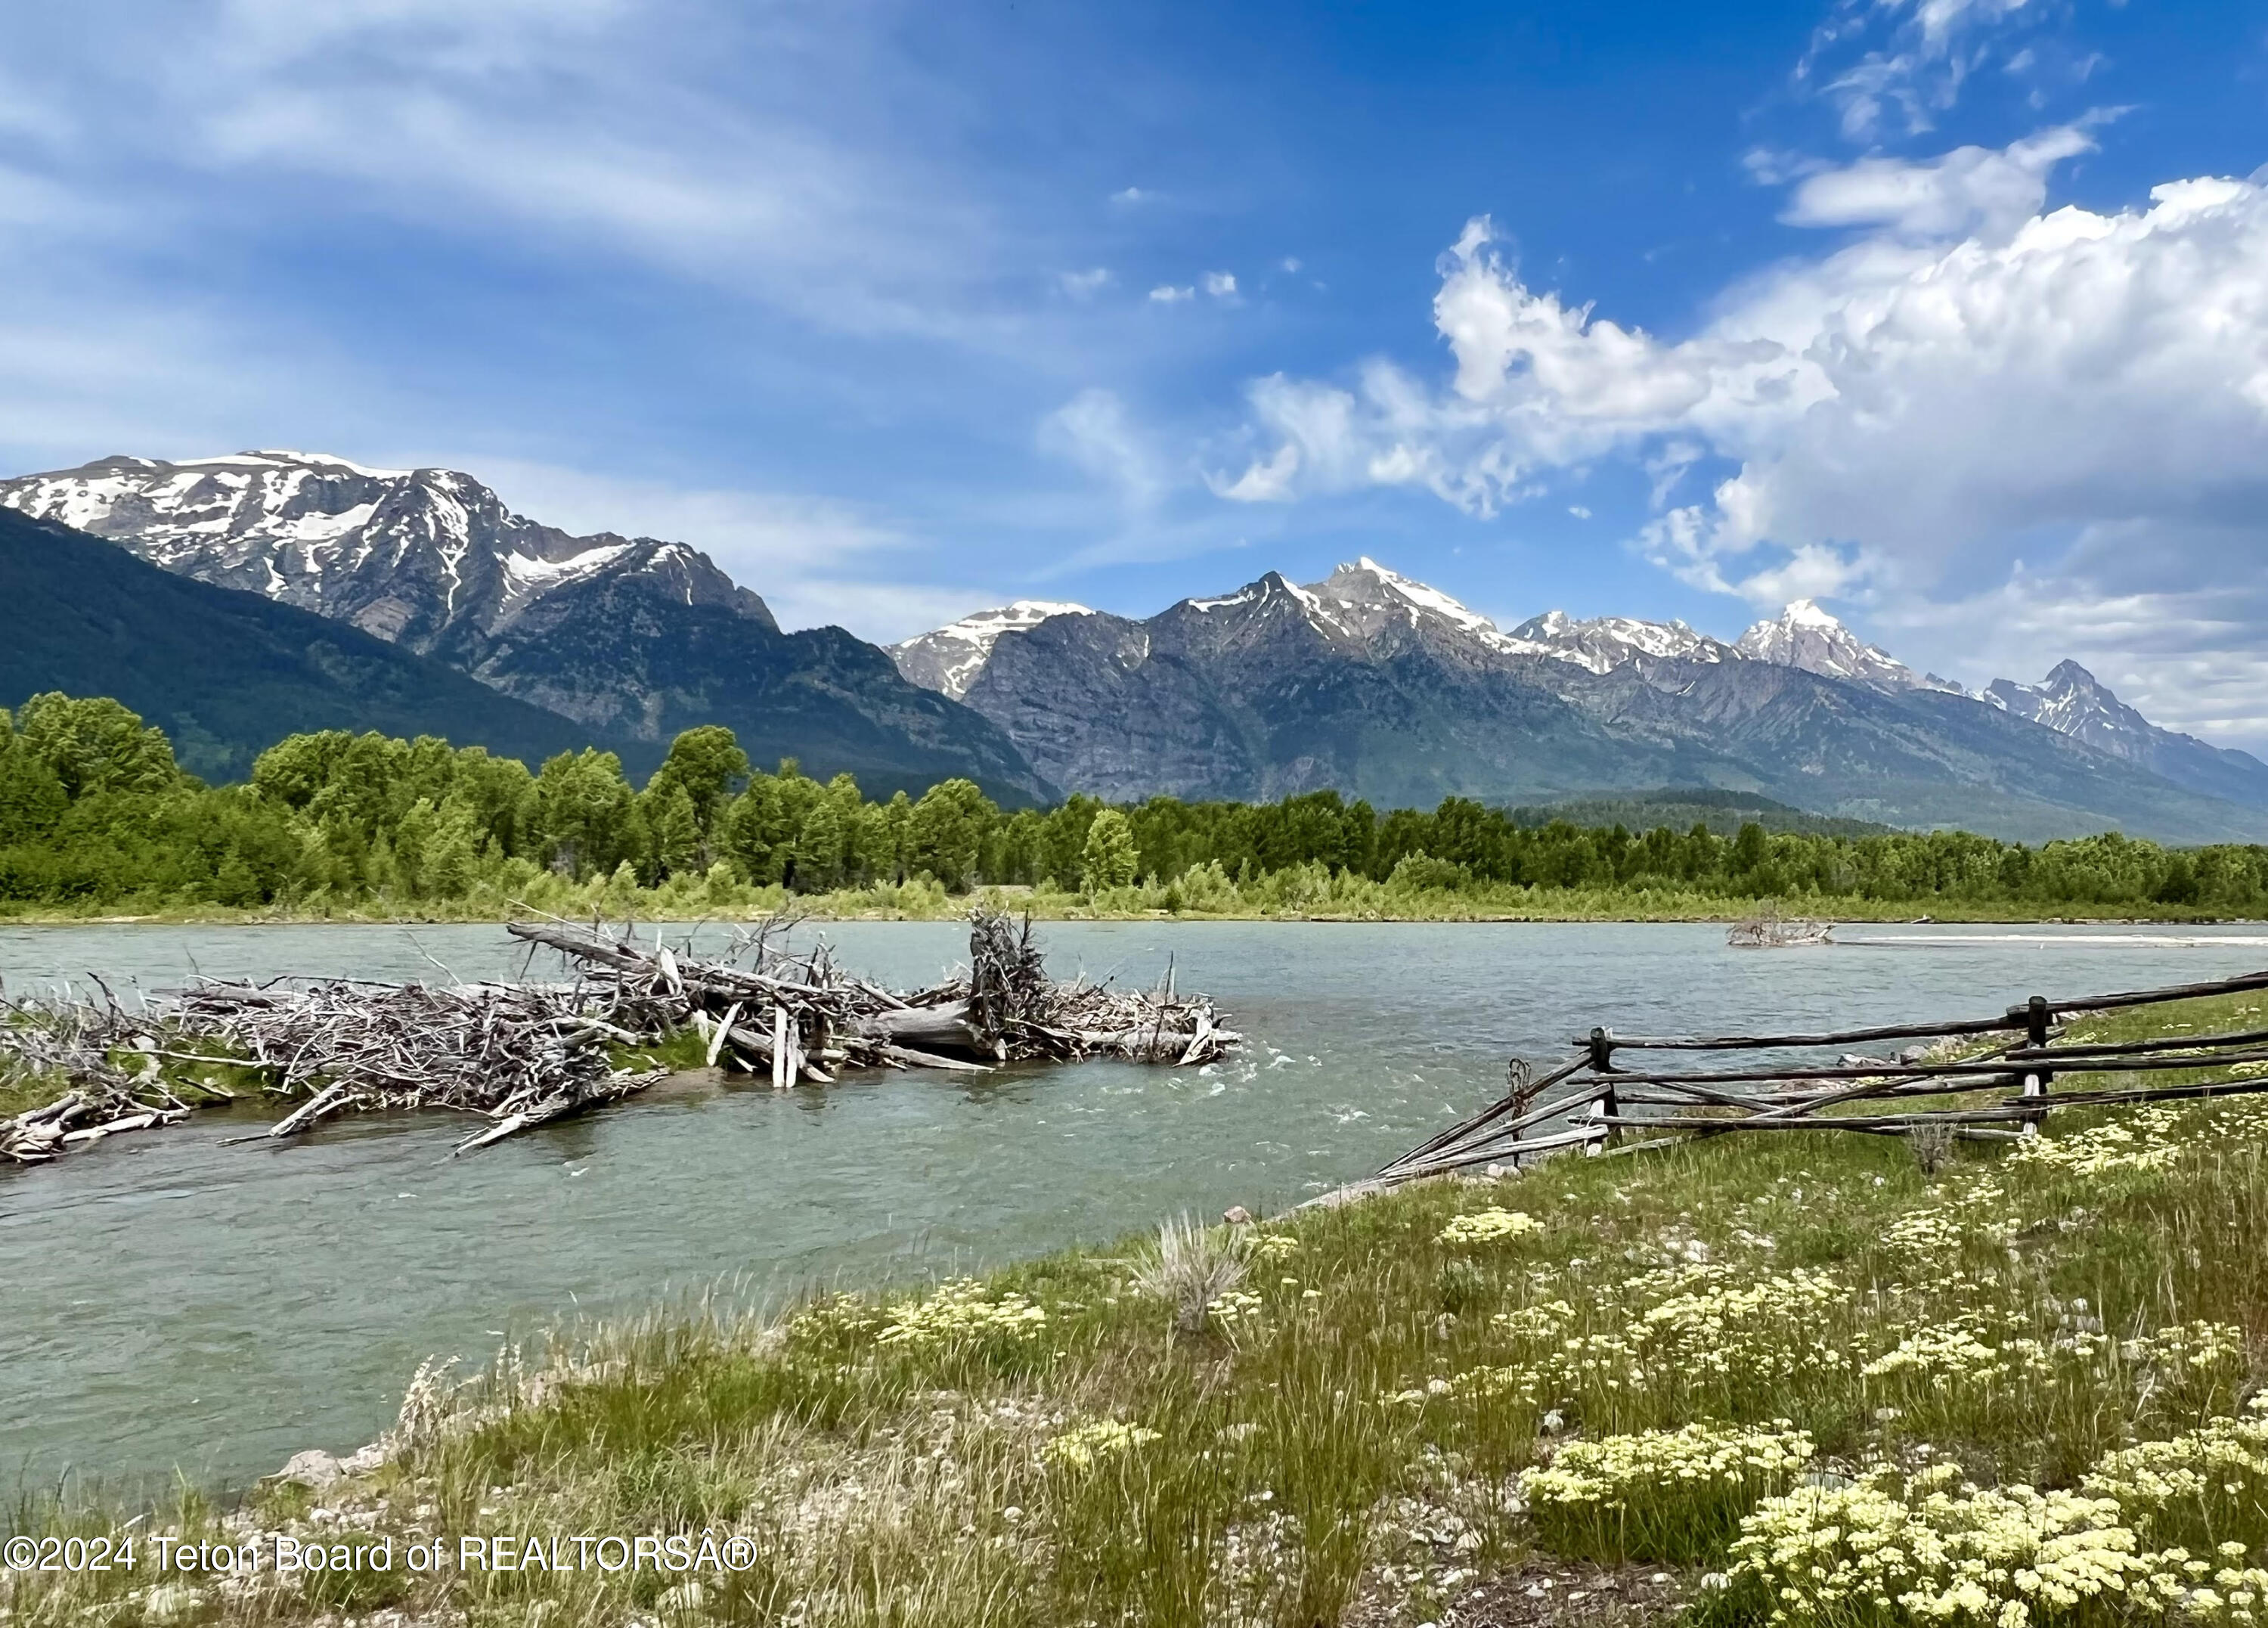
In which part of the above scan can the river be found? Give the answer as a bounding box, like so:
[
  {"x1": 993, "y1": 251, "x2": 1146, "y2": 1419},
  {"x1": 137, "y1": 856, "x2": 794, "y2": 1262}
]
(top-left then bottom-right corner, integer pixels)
[{"x1": 6, "y1": 919, "x2": 2268, "y2": 1499}]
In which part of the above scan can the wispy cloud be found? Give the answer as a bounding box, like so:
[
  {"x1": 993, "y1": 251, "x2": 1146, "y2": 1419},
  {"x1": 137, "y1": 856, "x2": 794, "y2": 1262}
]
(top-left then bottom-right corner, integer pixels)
[{"x1": 1798, "y1": 0, "x2": 2054, "y2": 138}]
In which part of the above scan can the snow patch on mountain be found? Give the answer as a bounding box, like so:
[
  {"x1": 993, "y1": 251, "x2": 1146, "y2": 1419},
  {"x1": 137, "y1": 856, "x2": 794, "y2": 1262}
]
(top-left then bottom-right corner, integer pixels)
[
  {"x1": 0, "y1": 450, "x2": 776, "y2": 655},
  {"x1": 1298, "y1": 557, "x2": 1549, "y2": 658},
  {"x1": 1510, "y1": 609, "x2": 1730, "y2": 673},
  {"x1": 887, "y1": 599, "x2": 1094, "y2": 698},
  {"x1": 1734, "y1": 600, "x2": 1965, "y2": 696},
  {"x1": 1989, "y1": 662, "x2": 2182, "y2": 757}
]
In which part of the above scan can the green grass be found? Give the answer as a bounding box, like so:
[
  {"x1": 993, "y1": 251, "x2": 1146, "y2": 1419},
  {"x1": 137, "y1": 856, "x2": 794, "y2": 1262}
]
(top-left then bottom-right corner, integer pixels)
[
  {"x1": 0, "y1": 870, "x2": 2250, "y2": 927},
  {"x1": 8, "y1": 997, "x2": 2268, "y2": 1626}
]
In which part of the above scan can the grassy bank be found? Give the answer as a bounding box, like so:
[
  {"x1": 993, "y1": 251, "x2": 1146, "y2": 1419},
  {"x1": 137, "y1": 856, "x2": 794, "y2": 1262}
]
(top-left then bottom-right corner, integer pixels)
[
  {"x1": 10, "y1": 994, "x2": 2268, "y2": 1626},
  {"x1": 0, "y1": 868, "x2": 2256, "y2": 927}
]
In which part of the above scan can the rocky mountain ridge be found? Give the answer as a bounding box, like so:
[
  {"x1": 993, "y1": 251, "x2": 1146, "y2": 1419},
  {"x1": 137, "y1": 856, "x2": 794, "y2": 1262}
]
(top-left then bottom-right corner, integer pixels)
[
  {"x1": 0, "y1": 452, "x2": 1051, "y2": 803},
  {"x1": 0, "y1": 505, "x2": 618, "y2": 784},
  {"x1": 894, "y1": 562, "x2": 2268, "y2": 841}
]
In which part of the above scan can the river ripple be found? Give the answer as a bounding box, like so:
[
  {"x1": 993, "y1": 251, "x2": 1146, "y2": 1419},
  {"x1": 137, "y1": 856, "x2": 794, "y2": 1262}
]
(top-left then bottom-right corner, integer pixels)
[{"x1": 4, "y1": 919, "x2": 2266, "y2": 1496}]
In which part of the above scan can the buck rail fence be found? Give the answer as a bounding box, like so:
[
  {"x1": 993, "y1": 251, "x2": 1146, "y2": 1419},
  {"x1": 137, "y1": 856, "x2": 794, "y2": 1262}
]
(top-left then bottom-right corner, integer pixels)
[{"x1": 1367, "y1": 966, "x2": 2268, "y2": 1189}]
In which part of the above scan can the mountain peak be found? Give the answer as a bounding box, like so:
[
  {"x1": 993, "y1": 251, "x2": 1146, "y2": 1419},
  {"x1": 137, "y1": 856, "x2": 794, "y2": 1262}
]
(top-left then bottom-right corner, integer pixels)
[
  {"x1": 1309, "y1": 555, "x2": 1509, "y2": 640},
  {"x1": 885, "y1": 598, "x2": 1095, "y2": 698},
  {"x1": 2042, "y1": 658, "x2": 2105, "y2": 690},
  {"x1": 0, "y1": 450, "x2": 776, "y2": 654},
  {"x1": 1510, "y1": 609, "x2": 1726, "y2": 674},
  {"x1": 1736, "y1": 600, "x2": 1926, "y2": 694}
]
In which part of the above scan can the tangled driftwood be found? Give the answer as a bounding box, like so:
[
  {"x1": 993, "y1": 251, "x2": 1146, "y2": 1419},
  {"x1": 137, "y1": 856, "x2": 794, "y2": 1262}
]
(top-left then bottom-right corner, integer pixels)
[
  {"x1": 0, "y1": 910, "x2": 1238, "y2": 1166},
  {"x1": 1727, "y1": 904, "x2": 1833, "y2": 947},
  {"x1": 506, "y1": 907, "x2": 1237, "y2": 1079}
]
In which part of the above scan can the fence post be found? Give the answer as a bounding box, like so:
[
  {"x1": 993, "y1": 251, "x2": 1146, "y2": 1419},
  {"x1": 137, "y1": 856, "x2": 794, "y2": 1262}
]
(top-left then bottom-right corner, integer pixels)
[
  {"x1": 1585, "y1": 1025, "x2": 1618, "y2": 1155},
  {"x1": 2019, "y1": 994, "x2": 2052, "y2": 1137}
]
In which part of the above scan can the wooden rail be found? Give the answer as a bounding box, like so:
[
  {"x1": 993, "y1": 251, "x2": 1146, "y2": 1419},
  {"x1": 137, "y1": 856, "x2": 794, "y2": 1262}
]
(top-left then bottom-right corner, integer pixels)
[{"x1": 1374, "y1": 966, "x2": 2268, "y2": 1186}]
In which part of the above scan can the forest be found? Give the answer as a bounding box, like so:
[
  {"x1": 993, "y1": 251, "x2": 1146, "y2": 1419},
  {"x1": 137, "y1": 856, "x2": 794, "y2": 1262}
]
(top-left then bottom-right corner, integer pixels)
[{"x1": 3, "y1": 691, "x2": 2265, "y2": 918}]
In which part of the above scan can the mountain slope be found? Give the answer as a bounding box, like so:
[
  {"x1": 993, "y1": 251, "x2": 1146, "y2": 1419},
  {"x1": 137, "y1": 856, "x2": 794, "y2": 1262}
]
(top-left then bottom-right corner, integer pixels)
[
  {"x1": 963, "y1": 566, "x2": 1780, "y2": 806},
  {"x1": 1986, "y1": 661, "x2": 2268, "y2": 811},
  {"x1": 0, "y1": 507, "x2": 621, "y2": 783},
  {"x1": 468, "y1": 566, "x2": 1054, "y2": 802},
  {"x1": 888, "y1": 600, "x2": 1094, "y2": 699},
  {"x1": 1561, "y1": 656, "x2": 2268, "y2": 845},
  {"x1": 1735, "y1": 600, "x2": 1963, "y2": 694},
  {"x1": 1510, "y1": 609, "x2": 1734, "y2": 673},
  {"x1": 1, "y1": 451, "x2": 1053, "y2": 805},
  {"x1": 916, "y1": 560, "x2": 2268, "y2": 842},
  {"x1": 0, "y1": 451, "x2": 778, "y2": 656}
]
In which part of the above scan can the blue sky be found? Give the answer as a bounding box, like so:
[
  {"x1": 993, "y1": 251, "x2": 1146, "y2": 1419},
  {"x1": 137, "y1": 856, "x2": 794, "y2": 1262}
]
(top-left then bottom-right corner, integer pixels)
[{"x1": 5, "y1": 2, "x2": 2268, "y2": 742}]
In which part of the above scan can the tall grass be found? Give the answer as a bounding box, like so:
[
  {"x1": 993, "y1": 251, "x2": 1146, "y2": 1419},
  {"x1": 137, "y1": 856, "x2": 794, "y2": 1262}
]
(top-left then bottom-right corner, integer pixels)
[
  {"x1": 2, "y1": 861, "x2": 2245, "y2": 926},
  {"x1": 8, "y1": 994, "x2": 2268, "y2": 1626}
]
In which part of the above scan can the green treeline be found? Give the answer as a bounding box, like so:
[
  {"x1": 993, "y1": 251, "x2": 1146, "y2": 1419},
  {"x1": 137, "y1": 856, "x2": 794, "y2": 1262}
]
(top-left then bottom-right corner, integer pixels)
[{"x1": 2, "y1": 692, "x2": 2266, "y2": 917}]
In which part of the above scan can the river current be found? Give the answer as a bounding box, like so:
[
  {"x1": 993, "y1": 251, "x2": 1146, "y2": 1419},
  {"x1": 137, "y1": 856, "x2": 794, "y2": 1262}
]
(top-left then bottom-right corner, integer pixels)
[{"x1": 6, "y1": 919, "x2": 2267, "y2": 1497}]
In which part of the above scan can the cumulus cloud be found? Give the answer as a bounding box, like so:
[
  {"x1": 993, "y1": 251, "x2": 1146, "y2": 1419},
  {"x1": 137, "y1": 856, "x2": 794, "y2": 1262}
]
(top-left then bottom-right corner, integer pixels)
[
  {"x1": 1780, "y1": 120, "x2": 2100, "y2": 240},
  {"x1": 1058, "y1": 267, "x2": 1111, "y2": 296},
  {"x1": 1148, "y1": 284, "x2": 1194, "y2": 304},
  {"x1": 1203, "y1": 271, "x2": 1238, "y2": 297},
  {"x1": 1209, "y1": 129, "x2": 2268, "y2": 737}
]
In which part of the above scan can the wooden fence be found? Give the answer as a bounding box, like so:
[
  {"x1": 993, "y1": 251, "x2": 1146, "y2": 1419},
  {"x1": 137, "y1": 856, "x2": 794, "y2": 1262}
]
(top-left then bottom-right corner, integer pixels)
[{"x1": 1369, "y1": 967, "x2": 2268, "y2": 1189}]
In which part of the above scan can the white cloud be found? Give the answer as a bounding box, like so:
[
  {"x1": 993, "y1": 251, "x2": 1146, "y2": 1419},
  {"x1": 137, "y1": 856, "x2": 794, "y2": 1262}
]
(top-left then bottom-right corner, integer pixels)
[
  {"x1": 1111, "y1": 186, "x2": 1151, "y2": 204},
  {"x1": 1210, "y1": 132, "x2": 2268, "y2": 737},
  {"x1": 765, "y1": 578, "x2": 1016, "y2": 643},
  {"x1": 478, "y1": 457, "x2": 900, "y2": 576},
  {"x1": 1281, "y1": 256, "x2": 1303, "y2": 273},
  {"x1": 1038, "y1": 388, "x2": 1163, "y2": 505},
  {"x1": 1148, "y1": 284, "x2": 1195, "y2": 303},
  {"x1": 1780, "y1": 120, "x2": 2099, "y2": 240},
  {"x1": 1567, "y1": 504, "x2": 1591, "y2": 519},
  {"x1": 0, "y1": 0, "x2": 1020, "y2": 343},
  {"x1": 1801, "y1": 0, "x2": 2048, "y2": 138},
  {"x1": 1207, "y1": 443, "x2": 1300, "y2": 503},
  {"x1": 1203, "y1": 271, "x2": 1238, "y2": 298},
  {"x1": 472, "y1": 457, "x2": 1002, "y2": 642},
  {"x1": 1058, "y1": 267, "x2": 1112, "y2": 296}
]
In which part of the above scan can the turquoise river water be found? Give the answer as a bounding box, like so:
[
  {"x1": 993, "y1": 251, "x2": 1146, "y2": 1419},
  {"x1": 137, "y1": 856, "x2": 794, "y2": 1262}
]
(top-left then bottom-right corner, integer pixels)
[{"x1": 5, "y1": 919, "x2": 2268, "y2": 1499}]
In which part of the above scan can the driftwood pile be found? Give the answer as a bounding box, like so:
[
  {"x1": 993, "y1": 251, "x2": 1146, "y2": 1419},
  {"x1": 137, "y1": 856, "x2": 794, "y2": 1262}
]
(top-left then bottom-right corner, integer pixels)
[
  {"x1": 1727, "y1": 907, "x2": 1834, "y2": 947},
  {"x1": 1, "y1": 911, "x2": 1238, "y2": 1167},
  {"x1": 506, "y1": 908, "x2": 1238, "y2": 1081},
  {"x1": 0, "y1": 978, "x2": 205, "y2": 1163},
  {"x1": 1371, "y1": 966, "x2": 2268, "y2": 1188}
]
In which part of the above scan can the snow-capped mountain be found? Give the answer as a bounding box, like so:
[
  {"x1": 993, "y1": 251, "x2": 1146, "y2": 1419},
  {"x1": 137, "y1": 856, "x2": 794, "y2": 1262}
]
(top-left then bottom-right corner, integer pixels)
[
  {"x1": 1511, "y1": 609, "x2": 1734, "y2": 674},
  {"x1": 1295, "y1": 557, "x2": 1548, "y2": 658},
  {"x1": 889, "y1": 600, "x2": 1093, "y2": 699},
  {"x1": 1987, "y1": 661, "x2": 2158, "y2": 753},
  {"x1": 0, "y1": 451, "x2": 1051, "y2": 802},
  {"x1": 1732, "y1": 600, "x2": 1963, "y2": 695},
  {"x1": 0, "y1": 450, "x2": 773, "y2": 661},
  {"x1": 891, "y1": 558, "x2": 2268, "y2": 838},
  {"x1": 1987, "y1": 661, "x2": 2268, "y2": 810}
]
